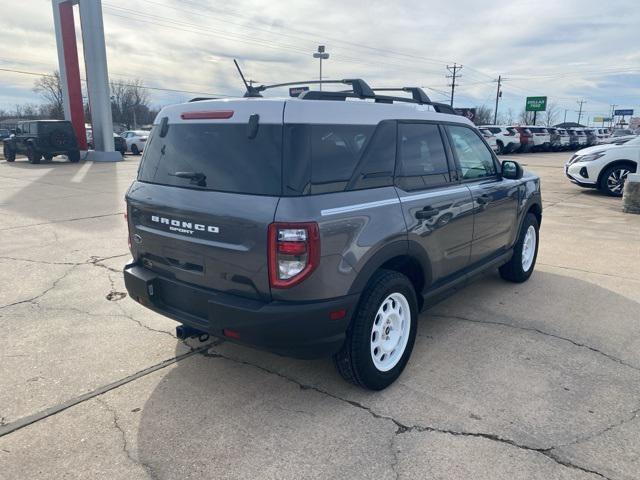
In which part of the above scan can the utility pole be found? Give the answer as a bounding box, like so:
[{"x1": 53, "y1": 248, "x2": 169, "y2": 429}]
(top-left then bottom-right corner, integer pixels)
[
  {"x1": 313, "y1": 45, "x2": 329, "y2": 91},
  {"x1": 609, "y1": 104, "x2": 617, "y2": 128},
  {"x1": 493, "y1": 75, "x2": 502, "y2": 124},
  {"x1": 563, "y1": 109, "x2": 568, "y2": 123},
  {"x1": 446, "y1": 63, "x2": 462, "y2": 107},
  {"x1": 576, "y1": 99, "x2": 587, "y2": 125}
]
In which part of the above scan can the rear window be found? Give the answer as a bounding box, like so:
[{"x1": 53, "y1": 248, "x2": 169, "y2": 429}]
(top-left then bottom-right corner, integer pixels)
[{"x1": 138, "y1": 123, "x2": 282, "y2": 195}]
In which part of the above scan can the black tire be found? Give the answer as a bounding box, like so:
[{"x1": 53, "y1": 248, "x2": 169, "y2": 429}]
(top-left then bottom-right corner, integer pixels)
[
  {"x1": 333, "y1": 269, "x2": 418, "y2": 390},
  {"x1": 27, "y1": 145, "x2": 40, "y2": 164},
  {"x1": 496, "y1": 141, "x2": 504, "y2": 155},
  {"x1": 3, "y1": 143, "x2": 15, "y2": 162},
  {"x1": 499, "y1": 213, "x2": 539, "y2": 283},
  {"x1": 68, "y1": 150, "x2": 80, "y2": 163},
  {"x1": 598, "y1": 163, "x2": 635, "y2": 197},
  {"x1": 131, "y1": 144, "x2": 140, "y2": 155}
]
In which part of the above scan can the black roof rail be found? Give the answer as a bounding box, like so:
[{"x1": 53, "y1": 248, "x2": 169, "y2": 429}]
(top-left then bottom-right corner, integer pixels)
[
  {"x1": 189, "y1": 97, "x2": 217, "y2": 102},
  {"x1": 246, "y1": 79, "x2": 376, "y2": 98}
]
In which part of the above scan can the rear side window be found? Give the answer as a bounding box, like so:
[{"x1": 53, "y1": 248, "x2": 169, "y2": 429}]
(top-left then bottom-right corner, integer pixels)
[
  {"x1": 283, "y1": 124, "x2": 377, "y2": 195},
  {"x1": 138, "y1": 123, "x2": 282, "y2": 195},
  {"x1": 488, "y1": 127, "x2": 501, "y2": 134},
  {"x1": 396, "y1": 123, "x2": 450, "y2": 191}
]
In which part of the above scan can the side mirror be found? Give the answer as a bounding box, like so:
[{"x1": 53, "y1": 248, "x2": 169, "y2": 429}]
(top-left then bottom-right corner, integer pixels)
[{"x1": 502, "y1": 160, "x2": 523, "y2": 180}]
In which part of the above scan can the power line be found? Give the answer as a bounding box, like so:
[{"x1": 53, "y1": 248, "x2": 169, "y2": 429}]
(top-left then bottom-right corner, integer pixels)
[
  {"x1": 446, "y1": 64, "x2": 462, "y2": 107},
  {"x1": 0, "y1": 66, "x2": 234, "y2": 98}
]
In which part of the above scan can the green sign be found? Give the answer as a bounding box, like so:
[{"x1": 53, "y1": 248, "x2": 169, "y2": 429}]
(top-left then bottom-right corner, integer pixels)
[{"x1": 525, "y1": 96, "x2": 547, "y2": 112}]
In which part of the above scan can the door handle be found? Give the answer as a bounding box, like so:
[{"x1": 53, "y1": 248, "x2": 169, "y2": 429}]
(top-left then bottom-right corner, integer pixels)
[
  {"x1": 476, "y1": 194, "x2": 490, "y2": 205},
  {"x1": 415, "y1": 207, "x2": 439, "y2": 219}
]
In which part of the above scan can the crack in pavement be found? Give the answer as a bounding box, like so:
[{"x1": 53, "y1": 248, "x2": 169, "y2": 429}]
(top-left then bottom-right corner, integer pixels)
[
  {"x1": 201, "y1": 347, "x2": 612, "y2": 480},
  {"x1": 97, "y1": 398, "x2": 158, "y2": 480},
  {"x1": 0, "y1": 253, "x2": 129, "y2": 311},
  {"x1": 0, "y1": 264, "x2": 79, "y2": 310},
  {"x1": 430, "y1": 313, "x2": 640, "y2": 373},
  {"x1": 0, "y1": 212, "x2": 125, "y2": 232}
]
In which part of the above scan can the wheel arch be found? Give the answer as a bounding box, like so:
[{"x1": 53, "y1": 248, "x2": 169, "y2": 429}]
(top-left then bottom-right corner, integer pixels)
[
  {"x1": 348, "y1": 240, "x2": 431, "y2": 311},
  {"x1": 596, "y1": 159, "x2": 638, "y2": 187}
]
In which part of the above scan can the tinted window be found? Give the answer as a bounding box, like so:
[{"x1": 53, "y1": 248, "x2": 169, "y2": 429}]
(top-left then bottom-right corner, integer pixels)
[
  {"x1": 349, "y1": 121, "x2": 396, "y2": 191},
  {"x1": 138, "y1": 123, "x2": 282, "y2": 195},
  {"x1": 283, "y1": 124, "x2": 376, "y2": 195},
  {"x1": 396, "y1": 123, "x2": 450, "y2": 191},
  {"x1": 488, "y1": 127, "x2": 501, "y2": 134},
  {"x1": 448, "y1": 126, "x2": 497, "y2": 180}
]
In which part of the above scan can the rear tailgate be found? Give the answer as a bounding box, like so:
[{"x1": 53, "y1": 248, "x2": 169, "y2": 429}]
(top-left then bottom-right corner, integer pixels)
[{"x1": 127, "y1": 99, "x2": 285, "y2": 302}]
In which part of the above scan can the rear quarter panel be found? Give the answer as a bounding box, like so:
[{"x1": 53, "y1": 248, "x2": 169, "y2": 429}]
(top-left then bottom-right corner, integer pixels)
[{"x1": 273, "y1": 187, "x2": 407, "y2": 301}]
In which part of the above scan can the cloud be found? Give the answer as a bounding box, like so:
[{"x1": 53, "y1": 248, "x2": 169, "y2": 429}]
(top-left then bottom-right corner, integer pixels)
[{"x1": 0, "y1": 0, "x2": 638, "y2": 123}]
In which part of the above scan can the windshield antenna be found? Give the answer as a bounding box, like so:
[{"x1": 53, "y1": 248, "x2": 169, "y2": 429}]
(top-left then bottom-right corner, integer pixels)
[{"x1": 234, "y1": 59, "x2": 262, "y2": 98}]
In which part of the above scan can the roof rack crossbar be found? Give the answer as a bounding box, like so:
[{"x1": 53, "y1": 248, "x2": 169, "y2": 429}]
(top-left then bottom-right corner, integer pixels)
[
  {"x1": 372, "y1": 87, "x2": 432, "y2": 104},
  {"x1": 249, "y1": 79, "x2": 375, "y2": 98}
]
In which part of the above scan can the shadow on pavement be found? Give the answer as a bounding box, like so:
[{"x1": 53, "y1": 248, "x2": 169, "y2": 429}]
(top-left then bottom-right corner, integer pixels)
[{"x1": 134, "y1": 270, "x2": 640, "y2": 477}]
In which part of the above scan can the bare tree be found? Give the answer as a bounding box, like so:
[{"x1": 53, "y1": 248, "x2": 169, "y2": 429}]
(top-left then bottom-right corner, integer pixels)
[
  {"x1": 473, "y1": 105, "x2": 493, "y2": 125},
  {"x1": 543, "y1": 101, "x2": 559, "y2": 127},
  {"x1": 110, "y1": 79, "x2": 152, "y2": 128},
  {"x1": 33, "y1": 71, "x2": 64, "y2": 119},
  {"x1": 519, "y1": 109, "x2": 535, "y2": 125}
]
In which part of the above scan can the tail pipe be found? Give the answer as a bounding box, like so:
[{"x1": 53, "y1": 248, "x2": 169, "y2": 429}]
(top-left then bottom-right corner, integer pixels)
[{"x1": 176, "y1": 324, "x2": 209, "y2": 342}]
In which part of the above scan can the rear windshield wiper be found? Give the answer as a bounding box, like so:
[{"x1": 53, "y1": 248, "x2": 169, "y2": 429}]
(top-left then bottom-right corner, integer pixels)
[{"x1": 169, "y1": 171, "x2": 207, "y2": 187}]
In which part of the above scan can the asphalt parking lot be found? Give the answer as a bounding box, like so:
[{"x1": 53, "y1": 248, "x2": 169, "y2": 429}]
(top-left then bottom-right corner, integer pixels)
[{"x1": 0, "y1": 151, "x2": 639, "y2": 480}]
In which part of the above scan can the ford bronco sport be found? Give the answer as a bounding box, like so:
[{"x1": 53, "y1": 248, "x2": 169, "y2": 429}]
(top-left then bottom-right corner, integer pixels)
[
  {"x1": 123, "y1": 79, "x2": 542, "y2": 390},
  {"x1": 3, "y1": 120, "x2": 81, "y2": 164}
]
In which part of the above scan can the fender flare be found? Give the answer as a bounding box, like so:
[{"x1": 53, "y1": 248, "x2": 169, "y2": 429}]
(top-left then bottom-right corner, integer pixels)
[{"x1": 347, "y1": 239, "x2": 433, "y2": 296}]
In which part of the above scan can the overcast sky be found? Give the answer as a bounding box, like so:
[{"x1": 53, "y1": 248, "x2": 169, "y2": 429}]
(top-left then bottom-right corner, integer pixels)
[{"x1": 1, "y1": 0, "x2": 638, "y2": 124}]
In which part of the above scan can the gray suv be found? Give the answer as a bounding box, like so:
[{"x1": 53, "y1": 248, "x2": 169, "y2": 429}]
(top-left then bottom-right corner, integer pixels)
[{"x1": 124, "y1": 81, "x2": 542, "y2": 390}]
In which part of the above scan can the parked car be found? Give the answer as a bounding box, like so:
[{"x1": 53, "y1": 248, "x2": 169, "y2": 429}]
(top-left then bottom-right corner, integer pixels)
[
  {"x1": 569, "y1": 128, "x2": 588, "y2": 148},
  {"x1": 0, "y1": 128, "x2": 10, "y2": 141},
  {"x1": 555, "y1": 128, "x2": 571, "y2": 150},
  {"x1": 86, "y1": 129, "x2": 127, "y2": 156},
  {"x1": 594, "y1": 128, "x2": 610, "y2": 142},
  {"x1": 123, "y1": 81, "x2": 542, "y2": 390},
  {"x1": 480, "y1": 125, "x2": 521, "y2": 154},
  {"x1": 601, "y1": 134, "x2": 638, "y2": 145},
  {"x1": 565, "y1": 136, "x2": 639, "y2": 196},
  {"x1": 121, "y1": 130, "x2": 149, "y2": 155},
  {"x1": 547, "y1": 127, "x2": 562, "y2": 151},
  {"x1": 479, "y1": 127, "x2": 498, "y2": 153},
  {"x1": 584, "y1": 129, "x2": 599, "y2": 146},
  {"x1": 527, "y1": 126, "x2": 551, "y2": 151},
  {"x1": 2, "y1": 120, "x2": 80, "y2": 163},
  {"x1": 514, "y1": 126, "x2": 533, "y2": 152}
]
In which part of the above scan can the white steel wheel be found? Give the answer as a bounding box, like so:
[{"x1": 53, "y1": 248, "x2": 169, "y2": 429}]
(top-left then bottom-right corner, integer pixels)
[
  {"x1": 521, "y1": 225, "x2": 537, "y2": 272},
  {"x1": 370, "y1": 292, "x2": 411, "y2": 372}
]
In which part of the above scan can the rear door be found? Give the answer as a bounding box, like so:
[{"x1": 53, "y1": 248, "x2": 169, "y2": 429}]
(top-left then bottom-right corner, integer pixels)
[
  {"x1": 127, "y1": 100, "x2": 285, "y2": 302},
  {"x1": 394, "y1": 122, "x2": 474, "y2": 282},
  {"x1": 445, "y1": 124, "x2": 519, "y2": 265}
]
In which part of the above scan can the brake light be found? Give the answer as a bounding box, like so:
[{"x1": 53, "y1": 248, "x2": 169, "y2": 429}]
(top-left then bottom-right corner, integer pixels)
[
  {"x1": 268, "y1": 222, "x2": 320, "y2": 288},
  {"x1": 180, "y1": 110, "x2": 234, "y2": 120}
]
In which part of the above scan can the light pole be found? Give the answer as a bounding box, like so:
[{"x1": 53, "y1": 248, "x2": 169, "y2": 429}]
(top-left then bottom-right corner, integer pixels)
[{"x1": 313, "y1": 45, "x2": 329, "y2": 91}]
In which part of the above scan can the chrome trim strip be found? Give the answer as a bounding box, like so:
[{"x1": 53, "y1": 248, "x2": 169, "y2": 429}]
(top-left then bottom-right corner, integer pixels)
[
  {"x1": 321, "y1": 197, "x2": 400, "y2": 216},
  {"x1": 400, "y1": 186, "x2": 469, "y2": 202}
]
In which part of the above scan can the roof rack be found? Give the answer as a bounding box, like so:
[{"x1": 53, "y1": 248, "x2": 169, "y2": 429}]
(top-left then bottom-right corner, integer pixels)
[{"x1": 245, "y1": 79, "x2": 375, "y2": 99}]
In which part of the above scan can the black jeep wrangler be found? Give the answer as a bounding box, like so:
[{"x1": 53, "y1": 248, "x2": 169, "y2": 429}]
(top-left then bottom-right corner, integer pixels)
[{"x1": 3, "y1": 120, "x2": 81, "y2": 164}]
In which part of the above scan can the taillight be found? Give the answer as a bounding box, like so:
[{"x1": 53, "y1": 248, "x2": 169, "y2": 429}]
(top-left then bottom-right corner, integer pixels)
[
  {"x1": 268, "y1": 222, "x2": 320, "y2": 288},
  {"x1": 125, "y1": 208, "x2": 132, "y2": 252}
]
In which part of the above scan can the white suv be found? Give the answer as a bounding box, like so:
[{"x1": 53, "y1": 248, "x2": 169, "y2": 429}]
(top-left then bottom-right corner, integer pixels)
[
  {"x1": 480, "y1": 126, "x2": 521, "y2": 154},
  {"x1": 565, "y1": 136, "x2": 639, "y2": 196},
  {"x1": 527, "y1": 126, "x2": 551, "y2": 151}
]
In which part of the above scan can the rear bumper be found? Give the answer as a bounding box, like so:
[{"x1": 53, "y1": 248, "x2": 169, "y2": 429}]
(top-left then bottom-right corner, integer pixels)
[{"x1": 124, "y1": 263, "x2": 358, "y2": 359}]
